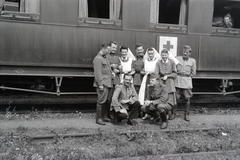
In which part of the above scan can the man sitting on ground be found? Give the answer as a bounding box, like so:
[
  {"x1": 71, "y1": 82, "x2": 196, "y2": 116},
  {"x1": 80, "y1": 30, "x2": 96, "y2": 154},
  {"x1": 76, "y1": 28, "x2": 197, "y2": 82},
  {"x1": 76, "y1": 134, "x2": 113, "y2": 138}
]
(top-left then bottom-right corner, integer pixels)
[
  {"x1": 141, "y1": 74, "x2": 173, "y2": 129},
  {"x1": 111, "y1": 74, "x2": 141, "y2": 125}
]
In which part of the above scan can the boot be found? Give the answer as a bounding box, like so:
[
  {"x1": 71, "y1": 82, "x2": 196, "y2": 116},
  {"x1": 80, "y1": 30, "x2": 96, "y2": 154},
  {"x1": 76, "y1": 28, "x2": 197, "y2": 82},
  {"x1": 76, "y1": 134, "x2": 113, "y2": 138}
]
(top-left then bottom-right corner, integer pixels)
[
  {"x1": 169, "y1": 105, "x2": 177, "y2": 120},
  {"x1": 96, "y1": 104, "x2": 106, "y2": 125},
  {"x1": 102, "y1": 103, "x2": 111, "y2": 122},
  {"x1": 160, "y1": 111, "x2": 168, "y2": 129},
  {"x1": 184, "y1": 101, "x2": 190, "y2": 121}
]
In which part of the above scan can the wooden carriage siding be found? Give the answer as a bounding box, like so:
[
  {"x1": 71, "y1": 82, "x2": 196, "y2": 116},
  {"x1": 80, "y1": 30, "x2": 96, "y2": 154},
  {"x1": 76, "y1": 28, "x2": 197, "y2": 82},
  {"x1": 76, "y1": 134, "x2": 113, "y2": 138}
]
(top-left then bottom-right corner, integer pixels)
[{"x1": 0, "y1": 0, "x2": 239, "y2": 96}]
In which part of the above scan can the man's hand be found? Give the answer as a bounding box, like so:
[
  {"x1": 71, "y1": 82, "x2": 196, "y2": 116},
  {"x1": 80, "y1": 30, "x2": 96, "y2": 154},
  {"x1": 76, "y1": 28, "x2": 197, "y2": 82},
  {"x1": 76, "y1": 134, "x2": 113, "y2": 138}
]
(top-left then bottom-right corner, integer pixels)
[
  {"x1": 162, "y1": 75, "x2": 168, "y2": 81},
  {"x1": 113, "y1": 68, "x2": 120, "y2": 74},
  {"x1": 121, "y1": 99, "x2": 130, "y2": 104},
  {"x1": 144, "y1": 100, "x2": 151, "y2": 106},
  {"x1": 99, "y1": 85, "x2": 104, "y2": 91},
  {"x1": 112, "y1": 72, "x2": 115, "y2": 78}
]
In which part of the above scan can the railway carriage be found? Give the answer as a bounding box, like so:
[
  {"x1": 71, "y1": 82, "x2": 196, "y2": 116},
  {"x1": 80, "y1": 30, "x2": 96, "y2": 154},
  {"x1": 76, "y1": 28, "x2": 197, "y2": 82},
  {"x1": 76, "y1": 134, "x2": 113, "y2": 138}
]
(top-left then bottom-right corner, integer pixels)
[{"x1": 0, "y1": 0, "x2": 240, "y2": 98}]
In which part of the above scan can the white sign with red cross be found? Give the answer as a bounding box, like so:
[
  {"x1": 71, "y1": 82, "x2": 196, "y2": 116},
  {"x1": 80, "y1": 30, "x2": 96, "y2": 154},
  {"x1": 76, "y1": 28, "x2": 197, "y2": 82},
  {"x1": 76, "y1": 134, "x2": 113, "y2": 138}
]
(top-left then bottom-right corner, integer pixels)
[{"x1": 158, "y1": 36, "x2": 178, "y2": 57}]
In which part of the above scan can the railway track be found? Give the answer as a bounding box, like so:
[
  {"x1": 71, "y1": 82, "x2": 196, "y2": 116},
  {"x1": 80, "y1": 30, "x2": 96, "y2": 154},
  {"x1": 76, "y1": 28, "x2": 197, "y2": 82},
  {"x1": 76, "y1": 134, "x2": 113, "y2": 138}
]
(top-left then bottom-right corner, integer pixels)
[{"x1": 1, "y1": 127, "x2": 239, "y2": 159}]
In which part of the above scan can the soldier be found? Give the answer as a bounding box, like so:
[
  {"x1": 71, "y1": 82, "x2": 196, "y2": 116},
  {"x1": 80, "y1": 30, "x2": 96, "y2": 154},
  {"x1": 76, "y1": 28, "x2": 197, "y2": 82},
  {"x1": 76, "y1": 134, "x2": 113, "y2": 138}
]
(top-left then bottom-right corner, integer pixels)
[
  {"x1": 132, "y1": 44, "x2": 145, "y2": 94},
  {"x1": 212, "y1": 13, "x2": 233, "y2": 28},
  {"x1": 175, "y1": 45, "x2": 196, "y2": 121},
  {"x1": 141, "y1": 74, "x2": 173, "y2": 129},
  {"x1": 106, "y1": 41, "x2": 121, "y2": 119},
  {"x1": 93, "y1": 42, "x2": 113, "y2": 125},
  {"x1": 111, "y1": 74, "x2": 141, "y2": 125}
]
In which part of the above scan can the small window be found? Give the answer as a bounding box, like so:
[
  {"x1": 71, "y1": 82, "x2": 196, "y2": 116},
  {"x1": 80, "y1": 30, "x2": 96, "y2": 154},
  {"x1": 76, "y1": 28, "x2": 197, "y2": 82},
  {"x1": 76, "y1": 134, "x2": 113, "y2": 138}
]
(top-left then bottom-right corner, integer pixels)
[
  {"x1": 88, "y1": 0, "x2": 109, "y2": 19},
  {"x1": 212, "y1": 0, "x2": 240, "y2": 29},
  {"x1": 150, "y1": 0, "x2": 187, "y2": 25},
  {"x1": 0, "y1": 0, "x2": 40, "y2": 22},
  {"x1": 78, "y1": 0, "x2": 122, "y2": 27},
  {"x1": 150, "y1": 0, "x2": 187, "y2": 32}
]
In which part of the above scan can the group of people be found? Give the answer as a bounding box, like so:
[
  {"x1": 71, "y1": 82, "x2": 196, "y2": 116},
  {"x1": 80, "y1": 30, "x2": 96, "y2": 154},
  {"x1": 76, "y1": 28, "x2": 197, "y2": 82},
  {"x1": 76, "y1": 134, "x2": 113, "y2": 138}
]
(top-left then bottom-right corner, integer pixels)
[{"x1": 93, "y1": 41, "x2": 196, "y2": 129}]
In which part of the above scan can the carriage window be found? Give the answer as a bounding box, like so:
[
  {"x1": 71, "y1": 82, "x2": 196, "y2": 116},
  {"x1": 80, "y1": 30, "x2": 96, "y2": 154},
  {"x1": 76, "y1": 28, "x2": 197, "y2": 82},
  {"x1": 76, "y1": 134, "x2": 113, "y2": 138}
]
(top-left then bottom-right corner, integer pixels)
[
  {"x1": 150, "y1": 0, "x2": 187, "y2": 32},
  {"x1": 0, "y1": 0, "x2": 40, "y2": 22},
  {"x1": 150, "y1": 0, "x2": 187, "y2": 25},
  {"x1": 212, "y1": 0, "x2": 240, "y2": 29},
  {"x1": 78, "y1": 0, "x2": 122, "y2": 27}
]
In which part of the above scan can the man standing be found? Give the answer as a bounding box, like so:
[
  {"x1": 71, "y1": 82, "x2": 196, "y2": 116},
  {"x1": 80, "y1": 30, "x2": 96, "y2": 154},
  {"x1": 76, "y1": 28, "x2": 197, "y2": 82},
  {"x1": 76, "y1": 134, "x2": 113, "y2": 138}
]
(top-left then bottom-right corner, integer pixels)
[
  {"x1": 141, "y1": 74, "x2": 173, "y2": 129},
  {"x1": 106, "y1": 41, "x2": 121, "y2": 119},
  {"x1": 111, "y1": 74, "x2": 141, "y2": 126},
  {"x1": 132, "y1": 44, "x2": 145, "y2": 94},
  {"x1": 175, "y1": 45, "x2": 196, "y2": 121},
  {"x1": 93, "y1": 42, "x2": 113, "y2": 125}
]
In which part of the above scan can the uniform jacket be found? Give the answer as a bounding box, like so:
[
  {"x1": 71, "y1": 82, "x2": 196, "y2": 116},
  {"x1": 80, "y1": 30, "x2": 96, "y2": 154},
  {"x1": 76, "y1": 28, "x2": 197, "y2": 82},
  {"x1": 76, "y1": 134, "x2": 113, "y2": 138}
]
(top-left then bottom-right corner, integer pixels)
[
  {"x1": 106, "y1": 53, "x2": 121, "y2": 85},
  {"x1": 146, "y1": 83, "x2": 173, "y2": 106},
  {"x1": 175, "y1": 56, "x2": 196, "y2": 89},
  {"x1": 93, "y1": 52, "x2": 113, "y2": 88},
  {"x1": 133, "y1": 56, "x2": 144, "y2": 86},
  {"x1": 111, "y1": 83, "x2": 138, "y2": 112}
]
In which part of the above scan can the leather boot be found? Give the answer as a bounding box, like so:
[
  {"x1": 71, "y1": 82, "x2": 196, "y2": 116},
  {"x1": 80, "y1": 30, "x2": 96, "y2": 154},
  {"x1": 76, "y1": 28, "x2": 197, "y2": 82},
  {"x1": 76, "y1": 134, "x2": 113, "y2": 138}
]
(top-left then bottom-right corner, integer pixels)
[
  {"x1": 102, "y1": 103, "x2": 111, "y2": 122},
  {"x1": 160, "y1": 111, "x2": 168, "y2": 129},
  {"x1": 96, "y1": 104, "x2": 106, "y2": 125},
  {"x1": 184, "y1": 101, "x2": 190, "y2": 121},
  {"x1": 169, "y1": 105, "x2": 177, "y2": 120}
]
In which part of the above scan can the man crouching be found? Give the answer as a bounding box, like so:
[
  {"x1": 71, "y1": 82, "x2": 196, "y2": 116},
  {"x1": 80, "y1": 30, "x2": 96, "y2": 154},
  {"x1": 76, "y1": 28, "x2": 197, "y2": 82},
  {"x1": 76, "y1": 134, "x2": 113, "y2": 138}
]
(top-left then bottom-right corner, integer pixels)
[
  {"x1": 141, "y1": 74, "x2": 173, "y2": 129},
  {"x1": 111, "y1": 74, "x2": 141, "y2": 126}
]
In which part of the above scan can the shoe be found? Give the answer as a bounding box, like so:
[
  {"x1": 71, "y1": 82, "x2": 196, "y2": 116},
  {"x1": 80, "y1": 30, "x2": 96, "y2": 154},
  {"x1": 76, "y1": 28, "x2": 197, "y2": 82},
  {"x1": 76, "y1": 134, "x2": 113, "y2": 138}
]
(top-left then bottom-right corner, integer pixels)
[
  {"x1": 160, "y1": 122, "x2": 168, "y2": 129},
  {"x1": 142, "y1": 114, "x2": 149, "y2": 120},
  {"x1": 169, "y1": 113, "x2": 176, "y2": 120},
  {"x1": 152, "y1": 116, "x2": 161, "y2": 123},
  {"x1": 102, "y1": 116, "x2": 111, "y2": 122},
  {"x1": 127, "y1": 119, "x2": 138, "y2": 126},
  {"x1": 96, "y1": 118, "x2": 106, "y2": 125},
  {"x1": 113, "y1": 117, "x2": 121, "y2": 125},
  {"x1": 184, "y1": 114, "x2": 190, "y2": 121}
]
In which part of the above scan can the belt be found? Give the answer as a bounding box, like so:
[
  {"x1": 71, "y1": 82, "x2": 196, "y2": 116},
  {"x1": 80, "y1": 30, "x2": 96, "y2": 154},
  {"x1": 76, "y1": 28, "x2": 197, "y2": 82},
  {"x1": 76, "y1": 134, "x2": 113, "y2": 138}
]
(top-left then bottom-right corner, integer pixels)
[{"x1": 178, "y1": 73, "x2": 190, "y2": 77}]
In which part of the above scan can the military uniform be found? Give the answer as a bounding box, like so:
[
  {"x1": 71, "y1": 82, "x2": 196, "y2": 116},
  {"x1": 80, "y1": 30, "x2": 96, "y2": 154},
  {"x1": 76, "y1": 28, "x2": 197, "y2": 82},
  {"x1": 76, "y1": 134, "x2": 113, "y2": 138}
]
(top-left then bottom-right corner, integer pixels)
[
  {"x1": 111, "y1": 83, "x2": 140, "y2": 123},
  {"x1": 132, "y1": 55, "x2": 144, "y2": 93},
  {"x1": 175, "y1": 56, "x2": 196, "y2": 121},
  {"x1": 141, "y1": 82, "x2": 172, "y2": 129},
  {"x1": 93, "y1": 52, "x2": 113, "y2": 125}
]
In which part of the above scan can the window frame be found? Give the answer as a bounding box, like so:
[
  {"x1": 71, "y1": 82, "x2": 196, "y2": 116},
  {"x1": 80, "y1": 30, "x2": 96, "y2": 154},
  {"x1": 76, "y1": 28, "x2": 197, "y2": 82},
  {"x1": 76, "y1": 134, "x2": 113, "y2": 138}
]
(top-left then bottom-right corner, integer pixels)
[
  {"x1": 78, "y1": 0, "x2": 122, "y2": 28},
  {"x1": 212, "y1": 0, "x2": 240, "y2": 36},
  {"x1": 149, "y1": 0, "x2": 188, "y2": 33},
  {"x1": 0, "y1": 0, "x2": 40, "y2": 22}
]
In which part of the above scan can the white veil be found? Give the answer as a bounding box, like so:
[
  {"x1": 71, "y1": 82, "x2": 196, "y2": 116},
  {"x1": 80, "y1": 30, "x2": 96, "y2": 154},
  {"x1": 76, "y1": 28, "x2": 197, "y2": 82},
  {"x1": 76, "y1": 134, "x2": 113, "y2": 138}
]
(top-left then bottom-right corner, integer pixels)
[{"x1": 143, "y1": 48, "x2": 161, "y2": 60}]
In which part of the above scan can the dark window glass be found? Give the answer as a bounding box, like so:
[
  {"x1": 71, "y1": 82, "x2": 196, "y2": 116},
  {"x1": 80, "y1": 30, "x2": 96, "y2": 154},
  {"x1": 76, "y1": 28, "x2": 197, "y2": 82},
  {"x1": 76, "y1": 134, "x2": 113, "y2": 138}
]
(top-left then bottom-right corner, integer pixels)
[
  {"x1": 88, "y1": 0, "x2": 110, "y2": 19},
  {"x1": 159, "y1": 0, "x2": 181, "y2": 24}
]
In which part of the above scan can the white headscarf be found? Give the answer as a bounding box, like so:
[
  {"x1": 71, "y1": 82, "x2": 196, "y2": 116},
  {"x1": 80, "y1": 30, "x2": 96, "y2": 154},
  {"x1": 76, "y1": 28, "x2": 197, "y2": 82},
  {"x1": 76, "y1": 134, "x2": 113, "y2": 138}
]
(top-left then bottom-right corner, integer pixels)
[
  {"x1": 160, "y1": 49, "x2": 179, "y2": 65},
  {"x1": 143, "y1": 48, "x2": 161, "y2": 60},
  {"x1": 127, "y1": 48, "x2": 136, "y2": 61}
]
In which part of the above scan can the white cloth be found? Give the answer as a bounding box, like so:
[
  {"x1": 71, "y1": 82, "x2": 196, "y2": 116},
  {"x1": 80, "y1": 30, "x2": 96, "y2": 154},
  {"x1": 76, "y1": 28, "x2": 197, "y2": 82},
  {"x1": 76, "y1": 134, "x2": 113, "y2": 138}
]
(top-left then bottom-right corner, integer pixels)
[
  {"x1": 119, "y1": 57, "x2": 133, "y2": 83},
  {"x1": 127, "y1": 48, "x2": 136, "y2": 61},
  {"x1": 138, "y1": 58, "x2": 158, "y2": 105},
  {"x1": 167, "y1": 50, "x2": 179, "y2": 65},
  {"x1": 144, "y1": 48, "x2": 160, "y2": 60},
  {"x1": 139, "y1": 73, "x2": 149, "y2": 105},
  {"x1": 144, "y1": 58, "x2": 158, "y2": 73}
]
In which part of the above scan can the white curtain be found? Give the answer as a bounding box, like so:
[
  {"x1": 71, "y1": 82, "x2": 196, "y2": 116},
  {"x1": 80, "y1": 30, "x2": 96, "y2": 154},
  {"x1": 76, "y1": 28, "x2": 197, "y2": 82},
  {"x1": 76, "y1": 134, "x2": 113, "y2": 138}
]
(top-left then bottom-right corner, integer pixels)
[
  {"x1": 20, "y1": 0, "x2": 40, "y2": 14},
  {"x1": 150, "y1": 0, "x2": 159, "y2": 23},
  {"x1": 110, "y1": 0, "x2": 121, "y2": 20},
  {"x1": 79, "y1": 0, "x2": 88, "y2": 18},
  {"x1": 0, "y1": 0, "x2": 4, "y2": 13},
  {"x1": 179, "y1": 0, "x2": 187, "y2": 25}
]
